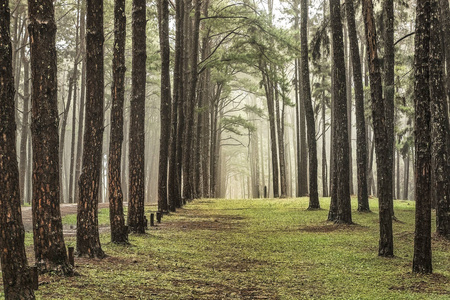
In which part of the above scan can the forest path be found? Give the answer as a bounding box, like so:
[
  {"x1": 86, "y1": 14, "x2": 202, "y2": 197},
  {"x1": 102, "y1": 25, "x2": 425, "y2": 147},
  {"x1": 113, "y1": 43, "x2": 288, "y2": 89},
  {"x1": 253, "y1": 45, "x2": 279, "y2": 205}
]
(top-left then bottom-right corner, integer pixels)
[{"x1": 21, "y1": 202, "x2": 113, "y2": 233}]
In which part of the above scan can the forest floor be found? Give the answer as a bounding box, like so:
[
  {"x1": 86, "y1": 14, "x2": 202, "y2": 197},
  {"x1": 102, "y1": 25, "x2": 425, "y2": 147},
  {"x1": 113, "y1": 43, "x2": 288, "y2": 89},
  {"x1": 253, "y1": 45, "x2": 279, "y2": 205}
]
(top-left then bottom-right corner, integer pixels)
[{"x1": 2, "y1": 198, "x2": 450, "y2": 299}]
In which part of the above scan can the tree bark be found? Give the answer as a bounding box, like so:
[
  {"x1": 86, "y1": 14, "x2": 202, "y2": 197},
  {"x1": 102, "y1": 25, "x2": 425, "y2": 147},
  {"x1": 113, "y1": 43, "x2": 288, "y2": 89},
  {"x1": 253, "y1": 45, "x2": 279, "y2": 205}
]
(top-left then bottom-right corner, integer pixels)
[
  {"x1": 28, "y1": 0, "x2": 73, "y2": 273},
  {"x1": 108, "y1": 0, "x2": 128, "y2": 244},
  {"x1": 76, "y1": 0, "x2": 106, "y2": 258},
  {"x1": 301, "y1": 0, "x2": 319, "y2": 208},
  {"x1": 75, "y1": 0, "x2": 86, "y2": 204},
  {"x1": 275, "y1": 84, "x2": 288, "y2": 198},
  {"x1": 329, "y1": 0, "x2": 352, "y2": 223},
  {"x1": 383, "y1": 0, "x2": 395, "y2": 215},
  {"x1": 0, "y1": 1, "x2": 35, "y2": 297},
  {"x1": 346, "y1": 0, "x2": 370, "y2": 212},
  {"x1": 261, "y1": 63, "x2": 279, "y2": 198},
  {"x1": 128, "y1": 0, "x2": 147, "y2": 233},
  {"x1": 362, "y1": 0, "x2": 394, "y2": 256},
  {"x1": 430, "y1": 0, "x2": 450, "y2": 240},
  {"x1": 158, "y1": 0, "x2": 172, "y2": 211},
  {"x1": 413, "y1": 0, "x2": 432, "y2": 273}
]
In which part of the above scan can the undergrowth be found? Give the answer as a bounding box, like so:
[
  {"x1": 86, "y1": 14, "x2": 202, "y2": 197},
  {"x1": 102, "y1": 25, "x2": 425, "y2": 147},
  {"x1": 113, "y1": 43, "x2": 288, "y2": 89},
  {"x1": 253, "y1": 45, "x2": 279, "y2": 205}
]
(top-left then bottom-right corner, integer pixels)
[{"x1": 1, "y1": 198, "x2": 449, "y2": 299}]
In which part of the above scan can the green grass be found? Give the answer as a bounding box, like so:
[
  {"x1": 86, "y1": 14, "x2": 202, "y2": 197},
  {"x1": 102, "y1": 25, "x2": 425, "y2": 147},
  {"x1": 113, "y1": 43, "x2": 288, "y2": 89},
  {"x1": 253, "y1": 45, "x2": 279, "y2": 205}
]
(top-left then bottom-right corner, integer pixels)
[{"x1": 3, "y1": 198, "x2": 450, "y2": 299}]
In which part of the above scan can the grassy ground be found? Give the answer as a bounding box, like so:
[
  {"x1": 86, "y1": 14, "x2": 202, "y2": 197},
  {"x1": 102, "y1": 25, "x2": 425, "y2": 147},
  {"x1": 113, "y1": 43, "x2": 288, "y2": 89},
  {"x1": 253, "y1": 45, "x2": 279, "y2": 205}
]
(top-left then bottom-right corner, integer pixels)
[{"x1": 2, "y1": 197, "x2": 450, "y2": 299}]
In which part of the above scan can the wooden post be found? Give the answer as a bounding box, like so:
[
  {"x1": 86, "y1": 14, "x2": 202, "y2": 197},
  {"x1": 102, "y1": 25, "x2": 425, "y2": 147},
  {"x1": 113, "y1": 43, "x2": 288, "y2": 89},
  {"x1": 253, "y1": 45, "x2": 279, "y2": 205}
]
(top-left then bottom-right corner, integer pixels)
[
  {"x1": 144, "y1": 216, "x2": 148, "y2": 228},
  {"x1": 150, "y1": 213, "x2": 155, "y2": 226},
  {"x1": 31, "y1": 266, "x2": 38, "y2": 290},
  {"x1": 156, "y1": 211, "x2": 162, "y2": 223},
  {"x1": 264, "y1": 186, "x2": 268, "y2": 198},
  {"x1": 68, "y1": 247, "x2": 75, "y2": 267}
]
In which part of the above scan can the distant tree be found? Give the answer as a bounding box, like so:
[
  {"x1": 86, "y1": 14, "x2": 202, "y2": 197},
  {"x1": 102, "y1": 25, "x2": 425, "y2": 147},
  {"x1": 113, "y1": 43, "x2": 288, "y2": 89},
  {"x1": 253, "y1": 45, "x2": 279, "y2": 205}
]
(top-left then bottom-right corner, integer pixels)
[
  {"x1": 301, "y1": 0, "x2": 319, "y2": 209},
  {"x1": 128, "y1": 0, "x2": 147, "y2": 233},
  {"x1": 0, "y1": 1, "x2": 35, "y2": 297},
  {"x1": 77, "y1": 0, "x2": 106, "y2": 258},
  {"x1": 28, "y1": 0, "x2": 72, "y2": 273},
  {"x1": 157, "y1": 0, "x2": 172, "y2": 213},
  {"x1": 345, "y1": 0, "x2": 370, "y2": 212},
  {"x1": 108, "y1": 0, "x2": 128, "y2": 244},
  {"x1": 362, "y1": 0, "x2": 393, "y2": 256},
  {"x1": 413, "y1": 0, "x2": 432, "y2": 274},
  {"x1": 329, "y1": 0, "x2": 351, "y2": 223}
]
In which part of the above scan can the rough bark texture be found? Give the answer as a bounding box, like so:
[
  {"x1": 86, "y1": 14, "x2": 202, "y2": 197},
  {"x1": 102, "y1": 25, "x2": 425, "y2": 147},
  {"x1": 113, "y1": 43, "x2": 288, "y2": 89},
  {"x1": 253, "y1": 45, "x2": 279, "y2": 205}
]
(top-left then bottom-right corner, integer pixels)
[
  {"x1": 128, "y1": 0, "x2": 146, "y2": 233},
  {"x1": 330, "y1": 0, "x2": 352, "y2": 224},
  {"x1": 346, "y1": 0, "x2": 370, "y2": 212},
  {"x1": 430, "y1": 0, "x2": 450, "y2": 239},
  {"x1": 362, "y1": 0, "x2": 393, "y2": 256},
  {"x1": 0, "y1": 1, "x2": 35, "y2": 297},
  {"x1": 168, "y1": 0, "x2": 184, "y2": 210},
  {"x1": 108, "y1": 0, "x2": 128, "y2": 244},
  {"x1": 383, "y1": 0, "x2": 395, "y2": 214},
  {"x1": 76, "y1": 0, "x2": 105, "y2": 258},
  {"x1": 413, "y1": 0, "x2": 432, "y2": 273},
  {"x1": 28, "y1": 0, "x2": 72, "y2": 274},
  {"x1": 301, "y1": 0, "x2": 319, "y2": 208},
  {"x1": 158, "y1": 0, "x2": 172, "y2": 212}
]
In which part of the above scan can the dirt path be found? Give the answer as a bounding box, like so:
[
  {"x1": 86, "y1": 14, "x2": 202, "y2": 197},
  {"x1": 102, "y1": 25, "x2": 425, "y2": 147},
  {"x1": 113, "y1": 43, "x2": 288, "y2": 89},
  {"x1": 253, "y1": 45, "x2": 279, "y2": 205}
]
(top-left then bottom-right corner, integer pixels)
[{"x1": 21, "y1": 202, "x2": 112, "y2": 233}]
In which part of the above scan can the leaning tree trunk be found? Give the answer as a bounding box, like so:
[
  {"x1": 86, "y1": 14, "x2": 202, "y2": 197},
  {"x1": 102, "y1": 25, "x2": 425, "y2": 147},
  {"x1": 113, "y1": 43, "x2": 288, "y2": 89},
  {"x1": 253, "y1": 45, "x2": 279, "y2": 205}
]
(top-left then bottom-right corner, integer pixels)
[
  {"x1": 329, "y1": 0, "x2": 352, "y2": 224},
  {"x1": 430, "y1": 0, "x2": 450, "y2": 240},
  {"x1": 76, "y1": 0, "x2": 106, "y2": 258},
  {"x1": 346, "y1": 0, "x2": 370, "y2": 212},
  {"x1": 28, "y1": 0, "x2": 72, "y2": 274},
  {"x1": 301, "y1": 0, "x2": 319, "y2": 208},
  {"x1": 108, "y1": 0, "x2": 128, "y2": 244},
  {"x1": 128, "y1": 0, "x2": 147, "y2": 233},
  {"x1": 362, "y1": 0, "x2": 394, "y2": 256},
  {"x1": 0, "y1": 1, "x2": 35, "y2": 297}
]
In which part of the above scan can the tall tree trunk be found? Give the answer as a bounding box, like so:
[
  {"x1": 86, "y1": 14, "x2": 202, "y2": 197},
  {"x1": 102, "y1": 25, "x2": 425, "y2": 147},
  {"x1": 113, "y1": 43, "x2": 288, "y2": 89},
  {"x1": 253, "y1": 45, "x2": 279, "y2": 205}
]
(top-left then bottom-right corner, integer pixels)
[
  {"x1": 301, "y1": 0, "x2": 319, "y2": 208},
  {"x1": 346, "y1": 0, "x2": 370, "y2": 211},
  {"x1": 322, "y1": 86, "x2": 328, "y2": 197},
  {"x1": 0, "y1": 1, "x2": 35, "y2": 296},
  {"x1": 158, "y1": 0, "x2": 172, "y2": 211},
  {"x1": 439, "y1": 0, "x2": 450, "y2": 112},
  {"x1": 344, "y1": 25, "x2": 354, "y2": 195},
  {"x1": 59, "y1": 73, "x2": 74, "y2": 204},
  {"x1": 261, "y1": 64, "x2": 279, "y2": 198},
  {"x1": 19, "y1": 35, "x2": 30, "y2": 205},
  {"x1": 168, "y1": 0, "x2": 184, "y2": 210},
  {"x1": 275, "y1": 84, "x2": 288, "y2": 198},
  {"x1": 362, "y1": 0, "x2": 394, "y2": 256},
  {"x1": 384, "y1": 0, "x2": 395, "y2": 215},
  {"x1": 128, "y1": 0, "x2": 146, "y2": 233},
  {"x1": 403, "y1": 151, "x2": 410, "y2": 200},
  {"x1": 76, "y1": 0, "x2": 106, "y2": 258},
  {"x1": 69, "y1": 0, "x2": 81, "y2": 204},
  {"x1": 329, "y1": 0, "x2": 351, "y2": 223},
  {"x1": 184, "y1": 0, "x2": 201, "y2": 201},
  {"x1": 108, "y1": 0, "x2": 128, "y2": 244},
  {"x1": 28, "y1": 0, "x2": 72, "y2": 274},
  {"x1": 75, "y1": 0, "x2": 86, "y2": 204},
  {"x1": 430, "y1": 0, "x2": 450, "y2": 240},
  {"x1": 413, "y1": 0, "x2": 432, "y2": 273}
]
